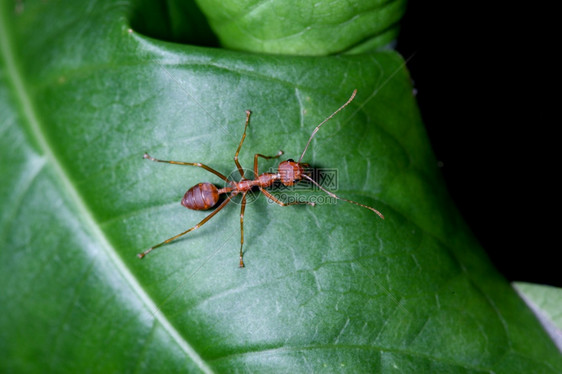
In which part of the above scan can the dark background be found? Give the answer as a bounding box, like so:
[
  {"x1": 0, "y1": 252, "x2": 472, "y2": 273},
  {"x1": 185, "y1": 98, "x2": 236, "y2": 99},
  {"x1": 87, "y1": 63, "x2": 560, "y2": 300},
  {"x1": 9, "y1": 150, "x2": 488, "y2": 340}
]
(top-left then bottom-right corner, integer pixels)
[{"x1": 397, "y1": 3, "x2": 558, "y2": 286}]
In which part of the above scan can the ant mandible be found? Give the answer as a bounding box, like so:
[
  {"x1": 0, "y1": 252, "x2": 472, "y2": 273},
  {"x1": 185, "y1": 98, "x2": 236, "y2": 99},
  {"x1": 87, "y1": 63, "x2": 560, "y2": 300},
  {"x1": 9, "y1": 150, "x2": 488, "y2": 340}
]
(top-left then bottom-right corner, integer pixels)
[{"x1": 138, "y1": 89, "x2": 384, "y2": 267}]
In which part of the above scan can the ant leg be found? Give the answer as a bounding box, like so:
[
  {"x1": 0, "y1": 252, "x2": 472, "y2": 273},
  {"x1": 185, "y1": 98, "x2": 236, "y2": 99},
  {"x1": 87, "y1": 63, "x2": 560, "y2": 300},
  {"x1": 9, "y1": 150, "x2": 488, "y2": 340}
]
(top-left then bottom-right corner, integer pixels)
[
  {"x1": 253, "y1": 151, "x2": 284, "y2": 176},
  {"x1": 260, "y1": 188, "x2": 315, "y2": 207},
  {"x1": 137, "y1": 194, "x2": 234, "y2": 259},
  {"x1": 143, "y1": 153, "x2": 230, "y2": 183},
  {"x1": 239, "y1": 192, "x2": 247, "y2": 268},
  {"x1": 302, "y1": 174, "x2": 384, "y2": 219},
  {"x1": 234, "y1": 110, "x2": 251, "y2": 178}
]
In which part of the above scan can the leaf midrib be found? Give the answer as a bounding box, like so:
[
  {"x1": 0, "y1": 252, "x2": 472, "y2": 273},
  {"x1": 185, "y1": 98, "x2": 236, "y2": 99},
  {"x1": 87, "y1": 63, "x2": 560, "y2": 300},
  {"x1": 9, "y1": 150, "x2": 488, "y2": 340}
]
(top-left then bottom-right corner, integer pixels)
[{"x1": 0, "y1": 7, "x2": 213, "y2": 373}]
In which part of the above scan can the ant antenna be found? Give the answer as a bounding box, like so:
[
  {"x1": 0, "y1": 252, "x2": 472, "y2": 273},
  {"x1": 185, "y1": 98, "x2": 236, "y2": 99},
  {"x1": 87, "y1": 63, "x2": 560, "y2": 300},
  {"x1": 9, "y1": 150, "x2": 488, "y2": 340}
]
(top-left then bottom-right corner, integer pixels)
[
  {"x1": 302, "y1": 174, "x2": 384, "y2": 219},
  {"x1": 298, "y1": 89, "x2": 357, "y2": 163}
]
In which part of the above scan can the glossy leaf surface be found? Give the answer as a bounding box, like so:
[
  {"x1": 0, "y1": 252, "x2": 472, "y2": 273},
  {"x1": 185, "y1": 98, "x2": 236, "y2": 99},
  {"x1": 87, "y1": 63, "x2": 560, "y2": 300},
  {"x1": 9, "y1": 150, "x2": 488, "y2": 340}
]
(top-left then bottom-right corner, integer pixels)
[
  {"x1": 194, "y1": 0, "x2": 407, "y2": 54},
  {"x1": 1, "y1": 1, "x2": 560, "y2": 373},
  {"x1": 514, "y1": 282, "x2": 562, "y2": 351}
]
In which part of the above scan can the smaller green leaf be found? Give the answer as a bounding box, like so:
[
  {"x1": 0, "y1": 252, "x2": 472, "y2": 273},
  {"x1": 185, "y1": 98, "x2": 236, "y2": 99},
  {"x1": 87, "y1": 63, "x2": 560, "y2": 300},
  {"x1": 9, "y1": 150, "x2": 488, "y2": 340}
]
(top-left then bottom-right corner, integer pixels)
[
  {"x1": 514, "y1": 282, "x2": 562, "y2": 351},
  {"x1": 194, "y1": 0, "x2": 407, "y2": 55}
]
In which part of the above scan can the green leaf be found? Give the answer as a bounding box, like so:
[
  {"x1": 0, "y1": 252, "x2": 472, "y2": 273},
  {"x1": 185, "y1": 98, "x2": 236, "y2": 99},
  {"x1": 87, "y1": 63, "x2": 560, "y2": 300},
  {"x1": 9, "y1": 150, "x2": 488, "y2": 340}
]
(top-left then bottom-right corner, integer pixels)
[
  {"x1": 1, "y1": 1, "x2": 561, "y2": 373},
  {"x1": 194, "y1": 0, "x2": 407, "y2": 54},
  {"x1": 514, "y1": 282, "x2": 562, "y2": 350}
]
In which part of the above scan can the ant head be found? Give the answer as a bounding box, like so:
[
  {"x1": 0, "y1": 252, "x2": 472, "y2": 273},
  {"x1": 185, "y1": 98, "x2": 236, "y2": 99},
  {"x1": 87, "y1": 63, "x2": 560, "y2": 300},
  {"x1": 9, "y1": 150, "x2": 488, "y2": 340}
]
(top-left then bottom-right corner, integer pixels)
[{"x1": 278, "y1": 160, "x2": 306, "y2": 186}]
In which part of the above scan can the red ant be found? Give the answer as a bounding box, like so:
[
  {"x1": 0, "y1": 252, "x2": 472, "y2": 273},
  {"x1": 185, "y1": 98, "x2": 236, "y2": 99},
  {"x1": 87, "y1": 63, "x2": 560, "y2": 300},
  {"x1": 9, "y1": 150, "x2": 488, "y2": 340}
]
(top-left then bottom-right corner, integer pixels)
[{"x1": 138, "y1": 89, "x2": 384, "y2": 267}]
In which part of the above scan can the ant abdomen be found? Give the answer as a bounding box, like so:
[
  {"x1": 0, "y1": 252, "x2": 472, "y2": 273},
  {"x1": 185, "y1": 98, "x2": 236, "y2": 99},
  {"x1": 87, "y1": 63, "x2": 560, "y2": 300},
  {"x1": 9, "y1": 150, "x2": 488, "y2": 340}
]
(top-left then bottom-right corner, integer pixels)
[{"x1": 182, "y1": 183, "x2": 219, "y2": 210}]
